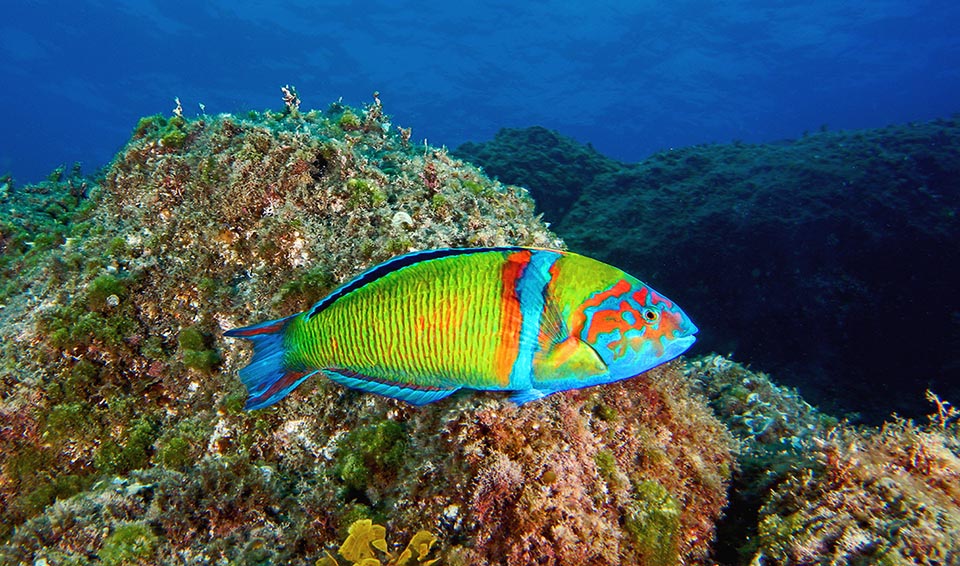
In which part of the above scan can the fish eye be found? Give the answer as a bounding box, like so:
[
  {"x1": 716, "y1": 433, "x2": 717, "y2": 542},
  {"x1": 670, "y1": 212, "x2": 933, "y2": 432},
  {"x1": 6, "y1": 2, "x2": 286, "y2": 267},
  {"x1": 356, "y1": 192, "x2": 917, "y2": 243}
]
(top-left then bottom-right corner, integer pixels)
[{"x1": 642, "y1": 308, "x2": 659, "y2": 323}]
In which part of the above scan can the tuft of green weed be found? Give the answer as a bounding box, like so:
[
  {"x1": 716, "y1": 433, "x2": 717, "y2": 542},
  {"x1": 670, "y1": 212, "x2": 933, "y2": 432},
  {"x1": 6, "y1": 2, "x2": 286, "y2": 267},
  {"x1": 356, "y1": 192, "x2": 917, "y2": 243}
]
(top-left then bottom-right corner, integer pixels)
[{"x1": 99, "y1": 522, "x2": 158, "y2": 566}]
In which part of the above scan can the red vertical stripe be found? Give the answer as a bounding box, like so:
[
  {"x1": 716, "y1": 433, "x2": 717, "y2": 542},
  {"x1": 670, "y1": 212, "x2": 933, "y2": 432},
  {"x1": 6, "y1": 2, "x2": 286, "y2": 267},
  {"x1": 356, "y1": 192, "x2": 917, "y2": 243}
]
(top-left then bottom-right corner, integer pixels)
[{"x1": 494, "y1": 250, "x2": 530, "y2": 386}]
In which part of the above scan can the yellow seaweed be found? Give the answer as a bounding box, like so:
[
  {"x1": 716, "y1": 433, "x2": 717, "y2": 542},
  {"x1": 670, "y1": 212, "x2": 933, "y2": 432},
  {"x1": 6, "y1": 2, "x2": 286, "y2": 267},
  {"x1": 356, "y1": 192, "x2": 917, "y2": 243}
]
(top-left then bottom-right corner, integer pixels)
[
  {"x1": 328, "y1": 520, "x2": 439, "y2": 566},
  {"x1": 396, "y1": 531, "x2": 438, "y2": 566},
  {"x1": 339, "y1": 519, "x2": 388, "y2": 562}
]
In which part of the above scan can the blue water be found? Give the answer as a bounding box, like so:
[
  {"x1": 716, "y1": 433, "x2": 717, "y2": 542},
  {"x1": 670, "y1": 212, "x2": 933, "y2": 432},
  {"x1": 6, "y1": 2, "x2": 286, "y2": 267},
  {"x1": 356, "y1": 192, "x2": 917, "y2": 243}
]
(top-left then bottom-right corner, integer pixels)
[{"x1": 1, "y1": 1, "x2": 958, "y2": 183}]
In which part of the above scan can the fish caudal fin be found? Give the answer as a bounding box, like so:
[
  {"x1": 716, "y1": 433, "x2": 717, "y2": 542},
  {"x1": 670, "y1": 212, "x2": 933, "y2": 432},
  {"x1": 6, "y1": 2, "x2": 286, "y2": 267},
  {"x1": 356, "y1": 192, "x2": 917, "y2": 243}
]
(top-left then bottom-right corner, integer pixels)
[{"x1": 224, "y1": 314, "x2": 316, "y2": 410}]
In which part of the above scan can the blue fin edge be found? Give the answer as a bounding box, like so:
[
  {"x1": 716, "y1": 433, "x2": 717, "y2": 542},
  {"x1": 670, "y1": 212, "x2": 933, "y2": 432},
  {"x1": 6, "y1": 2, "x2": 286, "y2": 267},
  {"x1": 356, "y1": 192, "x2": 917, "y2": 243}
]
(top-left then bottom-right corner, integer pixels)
[{"x1": 323, "y1": 369, "x2": 458, "y2": 406}]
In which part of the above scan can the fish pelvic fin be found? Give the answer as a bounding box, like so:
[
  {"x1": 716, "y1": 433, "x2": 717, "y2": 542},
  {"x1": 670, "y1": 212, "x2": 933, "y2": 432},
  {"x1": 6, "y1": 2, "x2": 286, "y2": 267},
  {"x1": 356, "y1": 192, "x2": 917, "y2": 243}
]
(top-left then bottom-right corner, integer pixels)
[{"x1": 224, "y1": 313, "x2": 314, "y2": 410}]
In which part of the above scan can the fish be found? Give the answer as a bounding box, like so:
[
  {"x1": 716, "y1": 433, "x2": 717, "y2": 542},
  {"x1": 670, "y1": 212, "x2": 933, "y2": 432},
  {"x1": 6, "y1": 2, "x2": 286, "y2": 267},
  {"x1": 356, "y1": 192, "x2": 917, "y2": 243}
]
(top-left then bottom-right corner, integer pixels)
[{"x1": 224, "y1": 247, "x2": 698, "y2": 409}]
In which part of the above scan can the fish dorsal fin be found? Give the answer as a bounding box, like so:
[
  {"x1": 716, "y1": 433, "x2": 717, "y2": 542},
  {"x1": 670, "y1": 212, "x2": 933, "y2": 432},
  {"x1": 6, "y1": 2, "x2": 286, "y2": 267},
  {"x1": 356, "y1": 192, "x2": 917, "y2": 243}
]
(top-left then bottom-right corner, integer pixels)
[{"x1": 307, "y1": 247, "x2": 529, "y2": 320}]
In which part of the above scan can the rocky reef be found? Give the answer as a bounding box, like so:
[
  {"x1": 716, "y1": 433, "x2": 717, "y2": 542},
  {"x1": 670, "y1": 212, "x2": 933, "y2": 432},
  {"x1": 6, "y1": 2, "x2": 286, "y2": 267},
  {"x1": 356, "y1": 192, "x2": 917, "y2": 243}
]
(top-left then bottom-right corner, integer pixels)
[
  {"x1": 0, "y1": 97, "x2": 735, "y2": 565},
  {"x1": 688, "y1": 355, "x2": 960, "y2": 564},
  {"x1": 755, "y1": 405, "x2": 960, "y2": 564},
  {"x1": 456, "y1": 121, "x2": 960, "y2": 422}
]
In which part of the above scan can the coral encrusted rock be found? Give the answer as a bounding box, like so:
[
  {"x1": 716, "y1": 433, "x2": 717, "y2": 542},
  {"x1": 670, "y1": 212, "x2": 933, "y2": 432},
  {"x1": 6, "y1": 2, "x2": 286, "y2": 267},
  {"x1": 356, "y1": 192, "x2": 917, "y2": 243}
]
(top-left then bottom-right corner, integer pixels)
[
  {"x1": 753, "y1": 398, "x2": 960, "y2": 564},
  {"x1": 0, "y1": 99, "x2": 732, "y2": 565}
]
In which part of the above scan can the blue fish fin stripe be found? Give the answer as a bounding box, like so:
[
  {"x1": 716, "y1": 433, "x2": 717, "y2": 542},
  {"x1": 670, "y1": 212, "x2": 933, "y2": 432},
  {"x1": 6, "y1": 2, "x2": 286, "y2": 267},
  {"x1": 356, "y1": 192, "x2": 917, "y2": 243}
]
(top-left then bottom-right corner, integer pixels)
[
  {"x1": 306, "y1": 246, "x2": 533, "y2": 320},
  {"x1": 223, "y1": 313, "x2": 313, "y2": 410},
  {"x1": 509, "y1": 388, "x2": 552, "y2": 405},
  {"x1": 322, "y1": 368, "x2": 459, "y2": 406},
  {"x1": 509, "y1": 250, "x2": 562, "y2": 387}
]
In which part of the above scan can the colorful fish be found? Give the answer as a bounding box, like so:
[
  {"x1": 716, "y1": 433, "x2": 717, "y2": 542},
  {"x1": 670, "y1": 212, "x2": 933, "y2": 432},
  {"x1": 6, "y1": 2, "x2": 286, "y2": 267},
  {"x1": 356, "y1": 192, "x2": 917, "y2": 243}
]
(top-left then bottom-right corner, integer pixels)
[{"x1": 224, "y1": 247, "x2": 697, "y2": 409}]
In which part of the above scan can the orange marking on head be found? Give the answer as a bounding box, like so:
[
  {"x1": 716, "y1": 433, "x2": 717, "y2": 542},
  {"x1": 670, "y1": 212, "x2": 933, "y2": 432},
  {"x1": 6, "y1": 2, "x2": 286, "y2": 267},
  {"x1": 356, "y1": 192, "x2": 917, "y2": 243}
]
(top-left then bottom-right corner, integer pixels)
[
  {"x1": 494, "y1": 250, "x2": 531, "y2": 386},
  {"x1": 571, "y1": 279, "x2": 632, "y2": 335},
  {"x1": 586, "y1": 300, "x2": 644, "y2": 344},
  {"x1": 632, "y1": 287, "x2": 649, "y2": 306}
]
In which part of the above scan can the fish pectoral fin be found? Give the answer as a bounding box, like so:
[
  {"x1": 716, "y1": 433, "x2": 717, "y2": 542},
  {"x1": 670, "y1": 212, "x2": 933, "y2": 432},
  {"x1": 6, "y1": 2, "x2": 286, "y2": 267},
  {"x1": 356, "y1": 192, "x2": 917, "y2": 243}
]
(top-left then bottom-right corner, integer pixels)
[
  {"x1": 322, "y1": 369, "x2": 459, "y2": 406},
  {"x1": 537, "y1": 336, "x2": 607, "y2": 381},
  {"x1": 509, "y1": 388, "x2": 552, "y2": 405}
]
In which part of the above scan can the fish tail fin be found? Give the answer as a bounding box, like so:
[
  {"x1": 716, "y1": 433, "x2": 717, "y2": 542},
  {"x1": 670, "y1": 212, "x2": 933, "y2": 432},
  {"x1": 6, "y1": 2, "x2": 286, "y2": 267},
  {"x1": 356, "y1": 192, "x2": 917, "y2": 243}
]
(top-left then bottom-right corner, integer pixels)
[{"x1": 224, "y1": 313, "x2": 317, "y2": 410}]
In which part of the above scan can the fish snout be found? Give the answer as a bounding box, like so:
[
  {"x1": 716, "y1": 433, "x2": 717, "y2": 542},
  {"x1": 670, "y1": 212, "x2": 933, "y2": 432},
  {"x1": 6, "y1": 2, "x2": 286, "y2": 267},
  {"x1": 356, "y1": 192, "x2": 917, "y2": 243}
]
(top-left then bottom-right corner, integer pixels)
[
  {"x1": 680, "y1": 315, "x2": 699, "y2": 338},
  {"x1": 663, "y1": 307, "x2": 698, "y2": 339}
]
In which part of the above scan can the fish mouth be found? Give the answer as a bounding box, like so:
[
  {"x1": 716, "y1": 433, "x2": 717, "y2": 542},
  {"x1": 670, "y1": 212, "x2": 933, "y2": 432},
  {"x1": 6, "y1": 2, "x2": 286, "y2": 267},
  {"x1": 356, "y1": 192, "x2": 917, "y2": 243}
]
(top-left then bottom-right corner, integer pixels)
[{"x1": 665, "y1": 334, "x2": 697, "y2": 359}]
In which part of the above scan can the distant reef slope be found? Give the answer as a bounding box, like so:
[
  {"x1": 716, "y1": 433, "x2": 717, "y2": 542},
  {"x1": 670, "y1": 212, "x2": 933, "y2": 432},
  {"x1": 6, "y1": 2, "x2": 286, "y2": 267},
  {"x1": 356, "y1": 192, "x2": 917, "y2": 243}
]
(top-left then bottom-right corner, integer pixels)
[
  {"x1": 456, "y1": 120, "x2": 960, "y2": 421},
  {"x1": 0, "y1": 100, "x2": 735, "y2": 565}
]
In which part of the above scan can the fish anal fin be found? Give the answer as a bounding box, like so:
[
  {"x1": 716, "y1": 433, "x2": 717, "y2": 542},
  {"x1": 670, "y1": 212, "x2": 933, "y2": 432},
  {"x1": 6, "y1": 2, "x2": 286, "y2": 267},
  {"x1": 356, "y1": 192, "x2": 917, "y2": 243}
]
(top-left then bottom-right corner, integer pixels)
[{"x1": 323, "y1": 369, "x2": 459, "y2": 406}]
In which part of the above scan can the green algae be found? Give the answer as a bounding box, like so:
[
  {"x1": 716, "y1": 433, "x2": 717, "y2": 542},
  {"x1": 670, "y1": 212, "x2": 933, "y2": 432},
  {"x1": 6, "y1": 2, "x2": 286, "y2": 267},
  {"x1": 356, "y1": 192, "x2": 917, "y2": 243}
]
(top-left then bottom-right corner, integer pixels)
[
  {"x1": 133, "y1": 114, "x2": 166, "y2": 138},
  {"x1": 178, "y1": 325, "x2": 221, "y2": 373},
  {"x1": 338, "y1": 109, "x2": 361, "y2": 131},
  {"x1": 220, "y1": 389, "x2": 248, "y2": 414},
  {"x1": 133, "y1": 113, "x2": 189, "y2": 150},
  {"x1": 276, "y1": 263, "x2": 335, "y2": 307},
  {"x1": 94, "y1": 417, "x2": 158, "y2": 475},
  {"x1": 592, "y1": 400, "x2": 618, "y2": 422},
  {"x1": 177, "y1": 326, "x2": 206, "y2": 351},
  {"x1": 45, "y1": 358, "x2": 100, "y2": 403},
  {"x1": 156, "y1": 436, "x2": 192, "y2": 470},
  {"x1": 86, "y1": 273, "x2": 127, "y2": 310},
  {"x1": 624, "y1": 480, "x2": 681, "y2": 566},
  {"x1": 593, "y1": 449, "x2": 619, "y2": 486},
  {"x1": 345, "y1": 177, "x2": 387, "y2": 207},
  {"x1": 335, "y1": 420, "x2": 407, "y2": 493},
  {"x1": 593, "y1": 447, "x2": 681, "y2": 566},
  {"x1": 156, "y1": 417, "x2": 211, "y2": 470},
  {"x1": 100, "y1": 522, "x2": 158, "y2": 566},
  {"x1": 44, "y1": 402, "x2": 95, "y2": 438},
  {"x1": 42, "y1": 305, "x2": 138, "y2": 352}
]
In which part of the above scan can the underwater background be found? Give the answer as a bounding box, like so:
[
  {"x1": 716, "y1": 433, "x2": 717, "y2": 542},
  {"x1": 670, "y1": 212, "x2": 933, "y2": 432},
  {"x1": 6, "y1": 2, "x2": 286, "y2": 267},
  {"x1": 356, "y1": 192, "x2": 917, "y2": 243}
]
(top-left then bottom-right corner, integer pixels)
[
  {"x1": 1, "y1": 1, "x2": 959, "y2": 565},
  {"x1": 2, "y1": 1, "x2": 959, "y2": 183}
]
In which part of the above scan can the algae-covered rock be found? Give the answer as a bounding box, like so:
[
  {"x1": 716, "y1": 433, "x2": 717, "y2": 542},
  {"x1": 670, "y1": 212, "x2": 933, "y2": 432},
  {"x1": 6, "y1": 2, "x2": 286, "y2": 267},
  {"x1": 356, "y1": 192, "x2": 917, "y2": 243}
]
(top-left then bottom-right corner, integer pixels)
[
  {"x1": 752, "y1": 393, "x2": 960, "y2": 564},
  {"x1": 457, "y1": 121, "x2": 960, "y2": 422},
  {"x1": 687, "y1": 355, "x2": 838, "y2": 562},
  {"x1": 0, "y1": 98, "x2": 732, "y2": 565},
  {"x1": 2, "y1": 363, "x2": 734, "y2": 566},
  {"x1": 690, "y1": 355, "x2": 960, "y2": 564}
]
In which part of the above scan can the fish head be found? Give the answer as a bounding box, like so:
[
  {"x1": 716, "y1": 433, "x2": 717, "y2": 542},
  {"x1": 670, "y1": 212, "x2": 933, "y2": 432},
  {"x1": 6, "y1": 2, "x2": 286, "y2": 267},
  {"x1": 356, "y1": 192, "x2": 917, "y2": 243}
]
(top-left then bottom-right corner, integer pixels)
[{"x1": 580, "y1": 279, "x2": 698, "y2": 380}]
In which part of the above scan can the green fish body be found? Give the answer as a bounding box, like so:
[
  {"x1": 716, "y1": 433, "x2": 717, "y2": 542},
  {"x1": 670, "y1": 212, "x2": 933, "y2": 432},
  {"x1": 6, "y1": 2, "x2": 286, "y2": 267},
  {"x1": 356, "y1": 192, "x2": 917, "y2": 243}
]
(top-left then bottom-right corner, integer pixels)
[{"x1": 225, "y1": 247, "x2": 697, "y2": 409}]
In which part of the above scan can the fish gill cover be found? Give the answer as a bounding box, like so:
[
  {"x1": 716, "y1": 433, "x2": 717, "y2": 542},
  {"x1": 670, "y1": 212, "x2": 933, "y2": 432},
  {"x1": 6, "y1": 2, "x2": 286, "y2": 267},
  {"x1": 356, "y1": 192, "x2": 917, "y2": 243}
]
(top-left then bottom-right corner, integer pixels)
[{"x1": 0, "y1": 96, "x2": 736, "y2": 565}]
